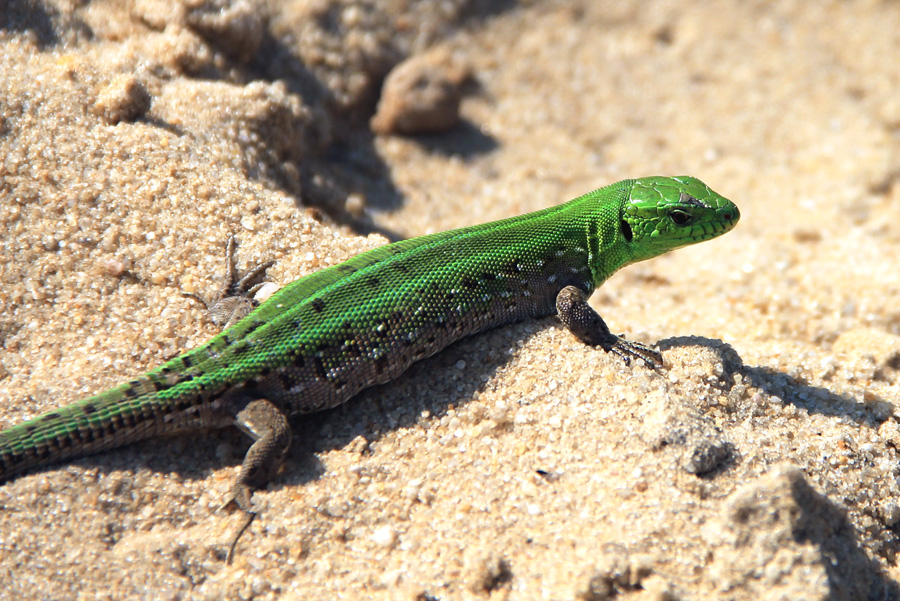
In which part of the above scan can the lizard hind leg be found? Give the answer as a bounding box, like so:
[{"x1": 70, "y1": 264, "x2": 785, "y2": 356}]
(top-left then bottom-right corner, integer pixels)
[
  {"x1": 184, "y1": 236, "x2": 275, "y2": 329},
  {"x1": 220, "y1": 395, "x2": 293, "y2": 563}
]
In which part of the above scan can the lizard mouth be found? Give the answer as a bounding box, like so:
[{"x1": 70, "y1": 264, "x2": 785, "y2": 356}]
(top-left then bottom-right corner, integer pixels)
[{"x1": 696, "y1": 205, "x2": 740, "y2": 239}]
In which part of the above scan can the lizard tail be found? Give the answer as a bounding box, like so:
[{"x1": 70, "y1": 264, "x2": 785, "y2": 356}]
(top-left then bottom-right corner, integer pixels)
[{"x1": 0, "y1": 375, "x2": 197, "y2": 482}]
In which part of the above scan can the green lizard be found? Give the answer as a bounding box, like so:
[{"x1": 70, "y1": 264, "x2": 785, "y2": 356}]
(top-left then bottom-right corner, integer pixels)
[{"x1": 0, "y1": 175, "x2": 739, "y2": 560}]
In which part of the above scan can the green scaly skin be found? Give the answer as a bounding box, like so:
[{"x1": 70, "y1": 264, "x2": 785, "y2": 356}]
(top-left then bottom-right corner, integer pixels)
[{"x1": 0, "y1": 175, "x2": 739, "y2": 559}]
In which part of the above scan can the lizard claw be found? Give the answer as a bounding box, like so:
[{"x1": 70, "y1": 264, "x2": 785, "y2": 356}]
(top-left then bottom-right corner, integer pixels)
[
  {"x1": 220, "y1": 482, "x2": 257, "y2": 564},
  {"x1": 610, "y1": 337, "x2": 664, "y2": 369},
  {"x1": 225, "y1": 509, "x2": 256, "y2": 565}
]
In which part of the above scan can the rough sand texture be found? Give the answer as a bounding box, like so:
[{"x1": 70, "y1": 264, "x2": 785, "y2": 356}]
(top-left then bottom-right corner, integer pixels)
[{"x1": 2, "y1": 0, "x2": 900, "y2": 599}]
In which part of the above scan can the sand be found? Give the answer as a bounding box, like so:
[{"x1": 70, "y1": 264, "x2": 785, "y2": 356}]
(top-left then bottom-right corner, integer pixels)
[{"x1": 2, "y1": 0, "x2": 900, "y2": 599}]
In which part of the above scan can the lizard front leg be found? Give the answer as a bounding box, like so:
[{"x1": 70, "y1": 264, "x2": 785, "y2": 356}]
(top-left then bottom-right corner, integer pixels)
[{"x1": 556, "y1": 285, "x2": 663, "y2": 368}]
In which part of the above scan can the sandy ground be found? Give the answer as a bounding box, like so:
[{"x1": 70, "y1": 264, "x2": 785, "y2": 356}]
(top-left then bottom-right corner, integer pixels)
[{"x1": 2, "y1": 0, "x2": 900, "y2": 599}]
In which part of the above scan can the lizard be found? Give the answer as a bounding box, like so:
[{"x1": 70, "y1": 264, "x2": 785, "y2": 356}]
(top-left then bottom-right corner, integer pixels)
[{"x1": 0, "y1": 175, "x2": 740, "y2": 561}]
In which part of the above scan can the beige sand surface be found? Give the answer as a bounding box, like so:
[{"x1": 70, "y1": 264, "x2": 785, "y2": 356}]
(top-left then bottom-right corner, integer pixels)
[{"x1": 2, "y1": 0, "x2": 900, "y2": 599}]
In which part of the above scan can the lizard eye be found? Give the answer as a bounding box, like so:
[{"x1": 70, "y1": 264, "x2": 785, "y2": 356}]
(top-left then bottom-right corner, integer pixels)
[
  {"x1": 667, "y1": 209, "x2": 693, "y2": 226},
  {"x1": 620, "y1": 218, "x2": 633, "y2": 242}
]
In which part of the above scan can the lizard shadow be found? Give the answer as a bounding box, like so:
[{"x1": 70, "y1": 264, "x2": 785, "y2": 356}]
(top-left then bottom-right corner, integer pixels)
[
  {"x1": 657, "y1": 335, "x2": 893, "y2": 426},
  {"x1": 89, "y1": 315, "x2": 519, "y2": 523},
  {"x1": 116, "y1": 315, "x2": 537, "y2": 492},
  {"x1": 279, "y1": 318, "x2": 540, "y2": 486}
]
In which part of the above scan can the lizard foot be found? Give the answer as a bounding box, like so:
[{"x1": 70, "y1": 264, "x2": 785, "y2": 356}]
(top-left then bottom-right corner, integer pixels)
[
  {"x1": 219, "y1": 485, "x2": 257, "y2": 565},
  {"x1": 185, "y1": 235, "x2": 275, "y2": 329},
  {"x1": 608, "y1": 336, "x2": 663, "y2": 369}
]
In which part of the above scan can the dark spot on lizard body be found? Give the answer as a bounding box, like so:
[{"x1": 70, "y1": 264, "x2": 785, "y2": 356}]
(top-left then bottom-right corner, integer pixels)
[
  {"x1": 341, "y1": 340, "x2": 364, "y2": 358},
  {"x1": 313, "y1": 355, "x2": 328, "y2": 380},
  {"x1": 278, "y1": 371, "x2": 298, "y2": 392},
  {"x1": 127, "y1": 379, "x2": 154, "y2": 398},
  {"x1": 461, "y1": 275, "x2": 479, "y2": 290},
  {"x1": 228, "y1": 340, "x2": 254, "y2": 357},
  {"x1": 504, "y1": 261, "x2": 523, "y2": 275},
  {"x1": 241, "y1": 319, "x2": 266, "y2": 337},
  {"x1": 288, "y1": 350, "x2": 306, "y2": 368}
]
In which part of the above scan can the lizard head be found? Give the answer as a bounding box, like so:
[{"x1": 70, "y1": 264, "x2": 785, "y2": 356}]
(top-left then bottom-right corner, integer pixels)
[{"x1": 619, "y1": 175, "x2": 740, "y2": 262}]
